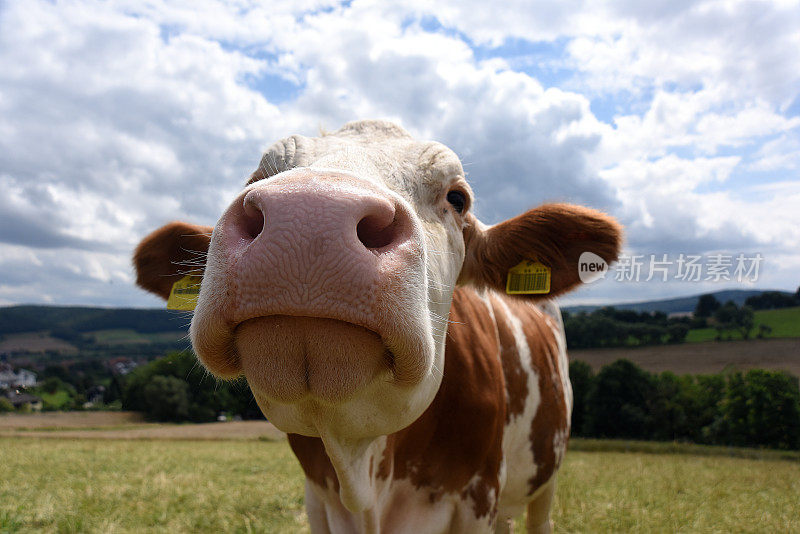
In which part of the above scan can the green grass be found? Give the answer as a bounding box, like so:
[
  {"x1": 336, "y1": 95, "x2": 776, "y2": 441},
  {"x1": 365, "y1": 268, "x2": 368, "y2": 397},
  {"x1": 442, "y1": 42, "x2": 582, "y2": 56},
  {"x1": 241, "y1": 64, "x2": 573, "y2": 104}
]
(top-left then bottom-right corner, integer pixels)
[
  {"x1": 756, "y1": 306, "x2": 800, "y2": 337},
  {"x1": 569, "y1": 437, "x2": 800, "y2": 462},
  {"x1": 0, "y1": 438, "x2": 307, "y2": 533},
  {"x1": 686, "y1": 305, "x2": 800, "y2": 342},
  {"x1": 37, "y1": 390, "x2": 72, "y2": 410},
  {"x1": 549, "y1": 450, "x2": 800, "y2": 532},
  {"x1": 2, "y1": 437, "x2": 799, "y2": 533},
  {"x1": 685, "y1": 327, "x2": 720, "y2": 342}
]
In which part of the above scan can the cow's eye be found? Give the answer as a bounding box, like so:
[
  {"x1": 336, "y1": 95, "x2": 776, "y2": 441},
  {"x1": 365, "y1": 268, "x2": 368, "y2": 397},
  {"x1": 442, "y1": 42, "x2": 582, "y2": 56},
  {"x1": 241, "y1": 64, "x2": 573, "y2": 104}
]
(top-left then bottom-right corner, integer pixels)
[{"x1": 446, "y1": 190, "x2": 467, "y2": 214}]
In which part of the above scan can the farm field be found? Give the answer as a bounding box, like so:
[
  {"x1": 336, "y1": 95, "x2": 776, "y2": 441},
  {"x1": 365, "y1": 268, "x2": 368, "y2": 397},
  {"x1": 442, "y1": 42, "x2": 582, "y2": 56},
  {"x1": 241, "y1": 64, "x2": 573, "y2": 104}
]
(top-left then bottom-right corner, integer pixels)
[
  {"x1": 571, "y1": 337, "x2": 800, "y2": 375},
  {"x1": 1, "y1": 432, "x2": 799, "y2": 533},
  {"x1": 0, "y1": 332, "x2": 78, "y2": 354},
  {"x1": 686, "y1": 305, "x2": 800, "y2": 342}
]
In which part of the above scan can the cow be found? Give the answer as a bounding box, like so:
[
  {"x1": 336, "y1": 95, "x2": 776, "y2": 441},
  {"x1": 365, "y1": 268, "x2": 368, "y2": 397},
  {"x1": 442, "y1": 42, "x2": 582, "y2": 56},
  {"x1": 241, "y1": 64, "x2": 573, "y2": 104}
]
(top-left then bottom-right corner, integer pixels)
[{"x1": 133, "y1": 120, "x2": 621, "y2": 533}]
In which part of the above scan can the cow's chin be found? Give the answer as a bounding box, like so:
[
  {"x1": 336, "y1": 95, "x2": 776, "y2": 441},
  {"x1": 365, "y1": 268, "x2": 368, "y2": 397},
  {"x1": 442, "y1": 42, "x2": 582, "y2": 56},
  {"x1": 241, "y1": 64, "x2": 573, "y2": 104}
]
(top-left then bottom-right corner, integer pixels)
[{"x1": 234, "y1": 316, "x2": 393, "y2": 405}]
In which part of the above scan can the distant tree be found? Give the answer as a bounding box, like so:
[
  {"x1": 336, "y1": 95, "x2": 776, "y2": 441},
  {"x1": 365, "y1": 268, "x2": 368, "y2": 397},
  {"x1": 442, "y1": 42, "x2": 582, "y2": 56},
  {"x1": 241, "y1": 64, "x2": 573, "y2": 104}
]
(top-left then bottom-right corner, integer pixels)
[
  {"x1": 122, "y1": 350, "x2": 262, "y2": 422},
  {"x1": 651, "y1": 311, "x2": 668, "y2": 323},
  {"x1": 716, "y1": 370, "x2": 800, "y2": 449},
  {"x1": 713, "y1": 301, "x2": 739, "y2": 338},
  {"x1": 584, "y1": 359, "x2": 652, "y2": 439},
  {"x1": 757, "y1": 324, "x2": 773, "y2": 339},
  {"x1": 143, "y1": 375, "x2": 190, "y2": 422},
  {"x1": 742, "y1": 370, "x2": 800, "y2": 449},
  {"x1": 0, "y1": 397, "x2": 14, "y2": 412},
  {"x1": 104, "y1": 375, "x2": 123, "y2": 404},
  {"x1": 745, "y1": 291, "x2": 798, "y2": 310},
  {"x1": 713, "y1": 302, "x2": 755, "y2": 340},
  {"x1": 41, "y1": 365, "x2": 72, "y2": 384},
  {"x1": 736, "y1": 306, "x2": 755, "y2": 340},
  {"x1": 648, "y1": 372, "x2": 690, "y2": 441},
  {"x1": 627, "y1": 323, "x2": 667, "y2": 345},
  {"x1": 691, "y1": 374, "x2": 727, "y2": 443},
  {"x1": 695, "y1": 294, "x2": 721, "y2": 318},
  {"x1": 568, "y1": 360, "x2": 594, "y2": 436},
  {"x1": 666, "y1": 323, "x2": 689, "y2": 344}
]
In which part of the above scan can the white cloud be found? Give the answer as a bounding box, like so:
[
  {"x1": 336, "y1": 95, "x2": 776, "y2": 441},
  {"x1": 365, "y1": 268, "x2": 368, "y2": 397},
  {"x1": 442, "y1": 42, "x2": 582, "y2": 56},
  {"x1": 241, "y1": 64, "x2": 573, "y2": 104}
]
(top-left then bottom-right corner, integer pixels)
[{"x1": 749, "y1": 134, "x2": 800, "y2": 171}]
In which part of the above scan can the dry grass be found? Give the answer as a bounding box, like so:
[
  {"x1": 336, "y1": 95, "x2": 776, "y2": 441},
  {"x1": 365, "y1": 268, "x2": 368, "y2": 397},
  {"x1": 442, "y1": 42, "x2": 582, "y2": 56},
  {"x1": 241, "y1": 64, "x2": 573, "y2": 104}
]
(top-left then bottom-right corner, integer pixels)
[
  {"x1": 1, "y1": 421, "x2": 285, "y2": 441},
  {"x1": 0, "y1": 412, "x2": 145, "y2": 430},
  {"x1": 2, "y1": 437, "x2": 799, "y2": 533},
  {"x1": 0, "y1": 412, "x2": 285, "y2": 441}
]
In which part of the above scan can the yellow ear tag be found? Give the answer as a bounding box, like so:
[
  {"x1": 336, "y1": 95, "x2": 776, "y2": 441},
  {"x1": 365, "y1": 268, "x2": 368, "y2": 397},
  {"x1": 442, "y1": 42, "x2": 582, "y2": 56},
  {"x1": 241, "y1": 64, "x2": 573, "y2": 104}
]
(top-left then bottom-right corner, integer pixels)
[
  {"x1": 506, "y1": 260, "x2": 551, "y2": 295},
  {"x1": 166, "y1": 275, "x2": 202, "y2": 311}
]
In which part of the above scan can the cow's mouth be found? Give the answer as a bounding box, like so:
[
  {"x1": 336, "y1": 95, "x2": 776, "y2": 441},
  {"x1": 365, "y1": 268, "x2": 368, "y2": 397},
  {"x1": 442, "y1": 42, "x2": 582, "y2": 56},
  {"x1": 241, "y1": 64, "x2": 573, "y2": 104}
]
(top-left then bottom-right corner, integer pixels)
[{"x1": 233, "y1": 315, "x2": 395, "y2": 404}]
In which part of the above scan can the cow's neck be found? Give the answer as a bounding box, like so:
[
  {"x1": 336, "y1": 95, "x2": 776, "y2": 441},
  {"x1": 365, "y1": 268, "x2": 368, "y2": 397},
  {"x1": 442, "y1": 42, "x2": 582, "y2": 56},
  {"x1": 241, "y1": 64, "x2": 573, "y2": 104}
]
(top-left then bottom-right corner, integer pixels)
[{"x1": 318, "y1": 431, "x2": 387, "y2": 515}]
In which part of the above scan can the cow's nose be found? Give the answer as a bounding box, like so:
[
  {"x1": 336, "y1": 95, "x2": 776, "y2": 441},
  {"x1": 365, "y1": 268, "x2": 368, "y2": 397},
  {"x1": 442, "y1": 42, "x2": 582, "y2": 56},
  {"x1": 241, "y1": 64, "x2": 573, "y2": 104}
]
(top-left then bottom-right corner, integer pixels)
[{"x1": 231, "y1": 173, "x2": 409, "y2": 256}]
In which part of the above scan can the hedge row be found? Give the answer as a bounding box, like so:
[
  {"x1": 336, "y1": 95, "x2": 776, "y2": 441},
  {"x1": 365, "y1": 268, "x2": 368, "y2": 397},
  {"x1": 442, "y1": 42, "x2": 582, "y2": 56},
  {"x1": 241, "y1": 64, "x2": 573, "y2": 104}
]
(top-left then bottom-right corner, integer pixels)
[{"x1": 570, "y1": 359, "x2": 800, "y2": 450}]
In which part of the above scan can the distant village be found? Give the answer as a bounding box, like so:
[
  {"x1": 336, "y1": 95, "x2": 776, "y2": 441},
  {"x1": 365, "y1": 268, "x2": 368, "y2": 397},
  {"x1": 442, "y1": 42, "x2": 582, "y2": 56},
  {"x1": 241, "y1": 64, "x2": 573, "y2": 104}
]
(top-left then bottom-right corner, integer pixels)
[
  {"x1": 0, "y1": 357, "x2": 139, "y2": 413},
  {"x1": 0, "y1": 362, "x2": 40, "y2": 410}
]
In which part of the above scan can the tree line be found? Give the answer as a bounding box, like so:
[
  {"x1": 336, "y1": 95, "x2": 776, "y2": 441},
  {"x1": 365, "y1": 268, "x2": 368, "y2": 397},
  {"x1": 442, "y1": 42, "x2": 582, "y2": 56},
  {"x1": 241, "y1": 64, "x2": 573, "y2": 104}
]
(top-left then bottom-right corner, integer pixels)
[
  {"x1": 562, "y1": 307, "x2": 694, "y2": 349},
  {"x1": 570, "y1": 359, "x2": 800, "y2": 450},
  {"x1": 121, "y1": 351, "x2": 263, "y2": 422},
  {"x1": 744, "y1": 288, "x2": 800, "y2": 310},
  {"x1": 125, "y1": 354, "x2": 800, "y2": 450}
]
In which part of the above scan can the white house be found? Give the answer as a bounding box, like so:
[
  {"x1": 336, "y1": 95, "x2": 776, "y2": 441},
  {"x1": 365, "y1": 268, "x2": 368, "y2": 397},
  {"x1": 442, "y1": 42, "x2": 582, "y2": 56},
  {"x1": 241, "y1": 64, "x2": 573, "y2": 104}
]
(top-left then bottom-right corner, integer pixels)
[{"x1": 0, "y1": 364, "x2": 38, "y2": 389}]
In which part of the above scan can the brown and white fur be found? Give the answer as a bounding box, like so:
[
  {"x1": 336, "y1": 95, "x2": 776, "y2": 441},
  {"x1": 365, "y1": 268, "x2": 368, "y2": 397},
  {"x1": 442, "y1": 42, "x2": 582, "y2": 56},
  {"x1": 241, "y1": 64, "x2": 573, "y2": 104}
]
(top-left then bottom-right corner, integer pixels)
[{"x1": 133, "y1": 120, "x2": 622, "y2": 533}]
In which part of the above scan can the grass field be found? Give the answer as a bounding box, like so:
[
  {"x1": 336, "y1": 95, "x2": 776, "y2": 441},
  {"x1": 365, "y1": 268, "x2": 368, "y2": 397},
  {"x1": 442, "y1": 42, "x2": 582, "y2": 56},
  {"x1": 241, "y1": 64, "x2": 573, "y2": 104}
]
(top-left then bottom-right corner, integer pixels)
[
  {"x1": 35, "y1": 390, "x2": 72, "y2": 410},
  {"x1": 686, "y1": 305, "x2": 800, "y2": 342},
  {"x1": 1, "y1": 436, "x2": 799, "y2": 533},
  {"x1": 87, "y1": 329, "x2": 186, "y2": 345},
  {"x1": 0, "y1": 412, "x2": 144, "y2": 430},
  {"x1": 0, "y1": 332, "x2": 78, "y2": 354}
]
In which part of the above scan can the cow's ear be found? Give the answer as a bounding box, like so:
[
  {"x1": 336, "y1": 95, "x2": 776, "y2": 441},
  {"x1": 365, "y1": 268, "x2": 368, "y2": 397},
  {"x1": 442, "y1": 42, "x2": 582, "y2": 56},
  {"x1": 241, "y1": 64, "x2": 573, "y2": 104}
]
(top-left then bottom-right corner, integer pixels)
[
  {"x1": 133, "y1": 221, "x2": 213, "y2": 300},
  {"x1": 458, "y1": 203, "x2": 622, "y2": 299}
]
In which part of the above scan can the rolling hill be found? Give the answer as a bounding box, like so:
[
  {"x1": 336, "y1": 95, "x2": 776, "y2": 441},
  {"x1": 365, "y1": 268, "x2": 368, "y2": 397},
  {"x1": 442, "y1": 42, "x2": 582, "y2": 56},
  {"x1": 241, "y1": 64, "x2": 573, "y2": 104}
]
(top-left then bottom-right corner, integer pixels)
[{"x1": 563, "y1": 289, "x2": 795, "y2": 315}]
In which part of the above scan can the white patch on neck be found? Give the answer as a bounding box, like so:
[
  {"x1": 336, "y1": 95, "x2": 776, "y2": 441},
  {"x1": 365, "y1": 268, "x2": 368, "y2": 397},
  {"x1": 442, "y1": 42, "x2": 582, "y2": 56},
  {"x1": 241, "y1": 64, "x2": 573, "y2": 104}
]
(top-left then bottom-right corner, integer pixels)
[
  {"x1": 319, "y1": 432, "x2": 388, "y2": 515},
  {"x1": 491, "y1": 293, "x2": 543, "y2": 520}
]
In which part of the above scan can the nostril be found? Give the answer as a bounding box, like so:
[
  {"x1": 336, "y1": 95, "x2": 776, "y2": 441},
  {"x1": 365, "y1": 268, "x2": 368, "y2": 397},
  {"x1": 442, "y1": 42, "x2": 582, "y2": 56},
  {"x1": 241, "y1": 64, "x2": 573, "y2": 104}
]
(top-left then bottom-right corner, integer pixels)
[
  {"x1": 357, "y1": 214, "x2": 396, "y2": 250},
  {"x1": 241, "y1": 196, "x2": 265, "y2": 241}
]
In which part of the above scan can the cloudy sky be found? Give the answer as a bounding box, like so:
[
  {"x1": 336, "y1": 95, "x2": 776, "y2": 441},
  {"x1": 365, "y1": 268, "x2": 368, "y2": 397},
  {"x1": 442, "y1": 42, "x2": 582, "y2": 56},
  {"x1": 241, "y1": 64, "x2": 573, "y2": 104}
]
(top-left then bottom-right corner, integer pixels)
[{"x1": 1, "y1": 0, "x2": 799, "y2": 308}]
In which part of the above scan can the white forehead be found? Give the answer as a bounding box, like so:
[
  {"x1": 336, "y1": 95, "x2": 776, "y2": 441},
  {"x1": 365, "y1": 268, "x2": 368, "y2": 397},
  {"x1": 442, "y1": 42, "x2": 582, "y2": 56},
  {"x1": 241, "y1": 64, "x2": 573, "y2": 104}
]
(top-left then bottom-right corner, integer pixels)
[{"x1": 253, "y1": 120, "x2": 465, "y2": 199}]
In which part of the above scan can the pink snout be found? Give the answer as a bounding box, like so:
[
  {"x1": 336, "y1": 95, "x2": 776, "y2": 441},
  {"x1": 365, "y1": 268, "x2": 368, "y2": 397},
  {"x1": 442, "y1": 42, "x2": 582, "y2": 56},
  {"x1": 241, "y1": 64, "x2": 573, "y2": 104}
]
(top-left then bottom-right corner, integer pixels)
[
  {"x1": 230, "y1": 172, "x2": 413, "y2": 276},
  {"x1": 219, "y1": 171, "x2": 418, "y2": 320},
  {"x1": 191, "y1": 170, "x2": 431, "y2": 403}
]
